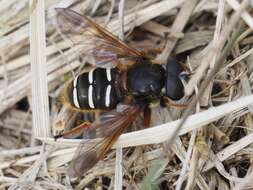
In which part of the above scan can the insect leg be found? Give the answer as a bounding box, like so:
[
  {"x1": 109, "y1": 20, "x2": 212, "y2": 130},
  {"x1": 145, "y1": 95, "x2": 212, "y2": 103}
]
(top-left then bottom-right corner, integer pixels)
[
  {"x1": 162, "y1": 97, "x2": 188, "y2": 109},
  {"x1": 143, "y1": 107, "x2": 151, "y2": 128},
  {"x1": 54, "y1": 121, "x2": 91, "y2": 140},
  {"x1": 144, "y1": 47, "x2": 163, "y2": 55}
]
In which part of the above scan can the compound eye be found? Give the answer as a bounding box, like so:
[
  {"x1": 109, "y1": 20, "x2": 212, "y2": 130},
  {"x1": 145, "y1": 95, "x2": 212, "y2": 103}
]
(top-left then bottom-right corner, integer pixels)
[
  {"x1": 165, "y1": 76, "x2": 184, "y2": 101},
  {"x1": 165, "y1": 59, "x2": 186, "y2": 100}
]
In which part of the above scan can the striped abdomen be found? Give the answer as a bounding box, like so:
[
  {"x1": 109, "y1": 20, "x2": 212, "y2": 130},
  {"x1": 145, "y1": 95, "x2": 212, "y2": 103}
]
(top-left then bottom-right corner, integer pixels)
[{"x1": 67, "y1": 68, "x2": 121, "y2": 110}]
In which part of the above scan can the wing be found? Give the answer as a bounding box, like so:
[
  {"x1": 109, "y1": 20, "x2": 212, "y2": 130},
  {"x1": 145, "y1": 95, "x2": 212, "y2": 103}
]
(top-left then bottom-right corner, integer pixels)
[
  {"x1": 55, "y1": 8, "x2": 144, "y2": 68},
  {"x1": 68, "y1": 104, "x2": 142, "y2": 178}
]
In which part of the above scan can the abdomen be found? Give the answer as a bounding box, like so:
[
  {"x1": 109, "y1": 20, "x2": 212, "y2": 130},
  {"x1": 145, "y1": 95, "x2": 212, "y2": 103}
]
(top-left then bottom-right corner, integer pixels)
[{"x1": 66, "y1": 68, "x2": 121, "y2": 110}]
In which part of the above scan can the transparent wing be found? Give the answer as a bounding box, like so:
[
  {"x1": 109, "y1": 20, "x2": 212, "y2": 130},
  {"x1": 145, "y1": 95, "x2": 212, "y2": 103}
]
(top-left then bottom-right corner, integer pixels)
[
  {"x1": 68, "y1": 104, "x2": 142, "y2": 178},
  {"x1": 55, "y1": 8, "x2": 144, "y2": 68}
]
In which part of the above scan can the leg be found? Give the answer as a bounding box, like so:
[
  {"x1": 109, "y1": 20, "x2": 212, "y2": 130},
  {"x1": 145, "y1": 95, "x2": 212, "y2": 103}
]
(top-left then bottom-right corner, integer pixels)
[
  {"x1": 166, "y1": 101, "x2": 188, "y2": 108},
  {"x1": 143, "y1": 48, "x2": 164, "y2": 65},
  {"x1": 143, "y1": 107, "x2": 151, "y2": 128},
  {"x1": 144, "y1": 47, "x2": 163, "y2": 55},
  {"x1": 116, "y1": 60, "x2": 136, "y2": 70},
  {"x1": 162, "y1": 97, "x2": 188, "y2": 109},
  {"x1": 178, "y1": 62, "x2": 191, "y2": 74},
  {"x1": 54, "y1": 121, "x2": 91, "y2": 140}
]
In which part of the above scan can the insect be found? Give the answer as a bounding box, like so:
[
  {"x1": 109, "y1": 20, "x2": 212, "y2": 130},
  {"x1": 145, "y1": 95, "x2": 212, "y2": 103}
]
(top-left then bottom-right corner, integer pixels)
[{"x1": 54, "y1": 8, "x2": 188, "y2": 178}]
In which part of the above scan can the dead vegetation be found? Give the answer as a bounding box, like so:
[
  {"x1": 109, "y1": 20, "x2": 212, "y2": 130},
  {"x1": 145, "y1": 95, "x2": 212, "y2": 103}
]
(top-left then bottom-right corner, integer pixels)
[{"x1": 1, "y1": 0, "x2": 253, "y2": 189}]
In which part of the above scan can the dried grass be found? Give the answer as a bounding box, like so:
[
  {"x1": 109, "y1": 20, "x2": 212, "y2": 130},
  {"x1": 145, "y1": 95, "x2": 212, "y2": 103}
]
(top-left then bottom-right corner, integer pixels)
[{"x1": 1, "y1": 0, "x2": 253, "y2": 189}]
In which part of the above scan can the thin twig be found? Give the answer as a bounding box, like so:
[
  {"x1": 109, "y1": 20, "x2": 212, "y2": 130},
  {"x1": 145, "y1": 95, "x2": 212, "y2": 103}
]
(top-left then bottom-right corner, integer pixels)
[
  {"x1": 175, "y1": 57, "x2": 200, "y2": 190},
  {"x1": 29, "y1": 0, "x2": 50, "y2": 141},
  {"x1": 156, "y1": 0, "x2": 198, "y2": 63},
  {"x1": 114, "y1": 1, "x2": 125, "y2": 189},
  {"x1": 37, "y1": 94, "x2": 253, "y2": 149}
]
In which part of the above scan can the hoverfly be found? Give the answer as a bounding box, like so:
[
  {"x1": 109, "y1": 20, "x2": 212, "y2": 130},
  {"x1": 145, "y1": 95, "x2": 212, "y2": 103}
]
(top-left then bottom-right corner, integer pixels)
[{"x1": 54, "y1": 8, "x2": 188, "y2": 178}]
